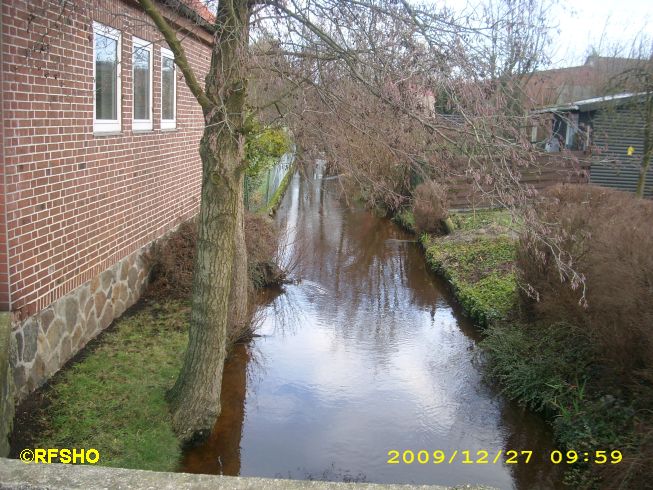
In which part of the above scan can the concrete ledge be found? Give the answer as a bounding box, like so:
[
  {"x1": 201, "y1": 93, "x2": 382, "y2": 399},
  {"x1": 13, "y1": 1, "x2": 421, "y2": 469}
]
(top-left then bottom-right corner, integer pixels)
[{"x1": 0, "y1": 458, "x2": 495, "y2": 490}]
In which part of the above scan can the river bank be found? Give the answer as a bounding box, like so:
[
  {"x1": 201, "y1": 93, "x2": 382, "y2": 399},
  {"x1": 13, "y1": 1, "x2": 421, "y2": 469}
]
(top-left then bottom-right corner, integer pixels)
[
  {"x1": 393, "y1": 209, "x2": 518, "y2": 328},
  {"x1": 394, "y1": 206, "x2": 648, "y2": 489},
  {"x1": 9, "y1": 175, "x2": 296, "y2": 471},
  {"x1": 180, "y1": 171, "x2": 561, "y2": 488},
  {"x1": 10, "y1": 172, "x2": 563, "y2": 488}
]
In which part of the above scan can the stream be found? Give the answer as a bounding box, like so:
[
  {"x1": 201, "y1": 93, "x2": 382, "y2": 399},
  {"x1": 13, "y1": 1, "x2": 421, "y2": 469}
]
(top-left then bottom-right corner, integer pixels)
[{"x1": 181, "y1": 166, "x2": 562, "y2": 489}]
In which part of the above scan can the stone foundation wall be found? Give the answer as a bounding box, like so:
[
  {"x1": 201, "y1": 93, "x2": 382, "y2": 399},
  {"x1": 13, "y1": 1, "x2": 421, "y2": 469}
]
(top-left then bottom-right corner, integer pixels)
[
  {"x1": 9, "y1": 246, "x2": 150, "y2": 402},
  {"x1": 0, "y1": 313, "x2": 13, "y2": 457}
]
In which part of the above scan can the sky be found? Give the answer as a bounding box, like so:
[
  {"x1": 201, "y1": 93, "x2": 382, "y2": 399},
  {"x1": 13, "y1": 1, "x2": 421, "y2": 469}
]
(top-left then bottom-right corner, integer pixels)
[
  {"x1": 203, "y1": 0, "x2": 652, "y2": 69},
  {"x1": 435, "y1": 0, "x2": 653, "y2": 68},
  {"x1": 548, "y1": 0, "x2": 653, "y2": 68}
]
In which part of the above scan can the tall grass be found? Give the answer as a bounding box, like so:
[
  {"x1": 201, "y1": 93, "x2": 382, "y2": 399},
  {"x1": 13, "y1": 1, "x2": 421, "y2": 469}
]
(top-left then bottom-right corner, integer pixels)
[{"x1": 491, "y1": 184, "x2": 653, "y2": 488}]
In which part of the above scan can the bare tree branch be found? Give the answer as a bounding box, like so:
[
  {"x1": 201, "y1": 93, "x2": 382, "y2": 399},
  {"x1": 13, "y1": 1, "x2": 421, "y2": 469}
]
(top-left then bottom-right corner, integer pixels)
[{"x1": 138, "y1": 0, "x2": 215, "y2": 112}]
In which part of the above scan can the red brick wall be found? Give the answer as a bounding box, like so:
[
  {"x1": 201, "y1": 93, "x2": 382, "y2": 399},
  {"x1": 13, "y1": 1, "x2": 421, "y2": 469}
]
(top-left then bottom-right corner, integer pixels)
[
  {"x1": 0, "y1": 7, "x2": 7, "y2": 309},
  {"x1": 1, "y1": 0, "x2": 211, "y2": 318}
]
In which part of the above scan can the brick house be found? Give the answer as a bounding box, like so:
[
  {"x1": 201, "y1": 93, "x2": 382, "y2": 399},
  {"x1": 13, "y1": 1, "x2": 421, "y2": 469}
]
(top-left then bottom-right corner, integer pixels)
[{"x1": 0, "y1": 0, "x2": 214, "y2": 401}]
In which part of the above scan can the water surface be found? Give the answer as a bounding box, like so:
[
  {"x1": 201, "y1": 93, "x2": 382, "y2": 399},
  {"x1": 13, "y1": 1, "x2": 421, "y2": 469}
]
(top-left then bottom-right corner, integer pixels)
[{"x1": 182, "y1": 168, "x2": 561, "y2": 489}]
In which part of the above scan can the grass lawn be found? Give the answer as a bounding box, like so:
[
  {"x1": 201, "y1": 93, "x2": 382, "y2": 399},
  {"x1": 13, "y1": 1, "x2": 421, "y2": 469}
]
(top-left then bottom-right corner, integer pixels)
[
  {"x1": 449, "y1": 208, "x2": 515, "y2": 231},
  {"x1": 421, "y1": 209, "x2": 518, "y2": 326},
  {"x1": 391, "y1": 209, "x2": 416, "y2": 233},
  {"x1": 37, "y1": 300, "x2": 189, "y2": 471}
]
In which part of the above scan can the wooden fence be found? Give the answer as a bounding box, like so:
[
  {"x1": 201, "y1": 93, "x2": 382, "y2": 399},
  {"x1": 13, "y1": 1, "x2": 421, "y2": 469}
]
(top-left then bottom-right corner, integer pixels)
[{"x1": 439, "y1": 151, "x2": 591, "y2": 209}]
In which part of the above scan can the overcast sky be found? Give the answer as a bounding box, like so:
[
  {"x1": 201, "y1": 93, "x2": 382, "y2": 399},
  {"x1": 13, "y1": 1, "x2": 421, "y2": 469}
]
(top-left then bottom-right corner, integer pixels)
[
  {"x1": 436, "y1": 0, "x2": 653, "y2": 68},
  {"x1": 548, "y1": 0, "x2": 653, "y2": 68},
  {"x1": 205, "y1": 0, "x2": 651, "y2": 69}
]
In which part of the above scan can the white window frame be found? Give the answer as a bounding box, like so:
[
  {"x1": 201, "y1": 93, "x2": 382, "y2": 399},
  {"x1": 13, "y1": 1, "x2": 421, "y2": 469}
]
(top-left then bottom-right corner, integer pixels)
[
  {"x1": 93, "y1": 21, "x2": 121, "y2": 134},
  {"x1": 132, "y1": 37, "x2": 153, "y2": 131},
  {"x1": 160, "y1": 47, "x2": 177, "y2": 130}
]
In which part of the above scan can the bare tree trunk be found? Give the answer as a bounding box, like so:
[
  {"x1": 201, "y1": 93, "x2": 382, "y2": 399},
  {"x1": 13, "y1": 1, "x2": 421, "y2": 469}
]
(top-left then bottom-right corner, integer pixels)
[
  {"x1": 166, "y1": 0, "x2": 250, "y2": 442},
  {"x1": 637, "y1": 159, "x2": 651, "y2": 197},
  {"x1": 167, "y1": 131, "x2": 242, "y2": 442},
  {"x1": 228, "y1": 177, "x2": 249, "y2": 335},
  {"x1": 636, "y1": 94, "x2": 653, "y2": 198}
]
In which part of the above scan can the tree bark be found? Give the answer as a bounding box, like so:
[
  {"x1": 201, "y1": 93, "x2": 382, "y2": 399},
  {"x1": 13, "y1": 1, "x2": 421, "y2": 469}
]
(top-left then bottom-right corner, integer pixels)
[
  {"x1": 228, "y1": 177, "x2": 249, "y2": 337},
  {"x1": 166, "y1": 0, "x2": 251, "y2": 443},
  {"x1": 167, "y1": 131, "x2": 242, "y2": 442}
]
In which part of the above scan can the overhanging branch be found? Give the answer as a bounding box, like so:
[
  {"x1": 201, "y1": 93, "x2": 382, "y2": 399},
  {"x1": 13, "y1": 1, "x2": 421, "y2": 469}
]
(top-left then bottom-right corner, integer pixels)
[{"x1": 138, "y1": 0, "x2": 215, "y2": 112}]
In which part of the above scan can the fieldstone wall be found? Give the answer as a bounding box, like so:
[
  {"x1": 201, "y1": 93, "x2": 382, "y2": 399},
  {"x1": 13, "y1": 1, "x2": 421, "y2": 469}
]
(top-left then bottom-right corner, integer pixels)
[
  {"x1": 0, "y1": 313, "x2": 13, "y2": 457},
  {"x1": 9, "y1": 247, "x2": 150, "y2": 402}
]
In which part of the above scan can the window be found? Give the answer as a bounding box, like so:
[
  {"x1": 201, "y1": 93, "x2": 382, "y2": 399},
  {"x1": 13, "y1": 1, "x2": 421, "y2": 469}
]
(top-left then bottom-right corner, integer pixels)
[
  {"x1": 132, "y1": 37, "x2": 153, "y2": 131},
  {"x1": 93, "y1": 22, "x2": 121, "y2": 133},
  {"x1": 161, "y1": 47, "x2": 176, "y2": 129}
]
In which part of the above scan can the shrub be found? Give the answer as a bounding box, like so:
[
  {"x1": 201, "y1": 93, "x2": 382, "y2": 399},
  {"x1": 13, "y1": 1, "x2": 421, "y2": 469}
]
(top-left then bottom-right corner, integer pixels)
[
  {"x1": 147, "y1": 220, "x2": 197, "y2": 299},
  {"x1": 483, "y1": 318, "x2": 643, "y2": 489},
  {"x1": 244, "y1": 212, "x2": 283, "y2": 290},
  {"x1": 245, "y1": 122, "x2": 291, "y2": 178},
  {"x1": 392, "y1": 209, "x2": 416, "y2": 233},
  {"x1": 146, "y1": 214, "x2": 283, "y2": 350},
  {"x1": 515, "y1": 184, "x2": 653, "y2": 488},
  {"x1": 482, "y1": 321, "x2": 594, "y2": 413},
  {"x1": 147, "y1": 213, "x2": 283, "y2": 297},
  {"x1": 412, "y1": 181, "x2": 449, "y2": 234},
  {"x1": 517, "y1": 184, "x2": 653, "y2": 378}
]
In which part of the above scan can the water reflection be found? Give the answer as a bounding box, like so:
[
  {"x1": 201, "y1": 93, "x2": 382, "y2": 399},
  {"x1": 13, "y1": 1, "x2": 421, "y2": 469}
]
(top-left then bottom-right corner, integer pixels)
[
  {"x1": 181, "y1": 166, "x2": 562, "y2": 489},
  {"x1": 181, "y1": 343, "x2": 249, "y2": 475}
]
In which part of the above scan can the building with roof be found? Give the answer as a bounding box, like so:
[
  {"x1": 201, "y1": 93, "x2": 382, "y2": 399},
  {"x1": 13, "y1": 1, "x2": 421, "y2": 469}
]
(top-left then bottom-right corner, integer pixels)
[
  {"x1": 533, "y1": 93, "x2": 652, "y2": 197},
  {"x1": 0, "y1": 0, "x2": 214, "y2": 404},
  {"x1": 523, "y1": 55, "x2": 648, "y2": 109}
]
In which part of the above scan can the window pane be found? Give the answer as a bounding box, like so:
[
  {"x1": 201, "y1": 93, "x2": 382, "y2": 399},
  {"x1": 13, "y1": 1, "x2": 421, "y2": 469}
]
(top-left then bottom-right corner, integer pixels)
[
  {"x1": 95, "y1": 34, "x2": 118, "y2": 120},
  {"x1": 162, "y1": 56, "x2": 175, "y2": 120},
  {"x1": 133, "y1": 46, "x2": 150, "y2": 120}
]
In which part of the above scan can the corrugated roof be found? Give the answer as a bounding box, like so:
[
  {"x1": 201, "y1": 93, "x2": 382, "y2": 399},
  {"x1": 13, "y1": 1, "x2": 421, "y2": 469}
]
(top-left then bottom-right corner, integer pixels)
[{"x1": 533, "y1": 92, "x2": 647, "y2": 114}]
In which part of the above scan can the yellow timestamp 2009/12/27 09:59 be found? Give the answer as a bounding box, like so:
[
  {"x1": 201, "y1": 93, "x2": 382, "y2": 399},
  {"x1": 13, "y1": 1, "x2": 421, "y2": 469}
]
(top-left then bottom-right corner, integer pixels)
[{"x1": 386, "y1": 449, "x2": 623, "y2": 465}]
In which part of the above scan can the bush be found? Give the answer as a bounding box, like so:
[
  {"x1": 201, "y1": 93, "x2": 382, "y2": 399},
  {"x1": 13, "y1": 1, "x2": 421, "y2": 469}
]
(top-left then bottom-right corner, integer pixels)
[
  {"x1": 244, "y1": 212, "x2": 283, "y2": 290},
  {"x1": 482, "y1": 321, "x2": 595, "y2": 413},
  {"x1": 147, "y1": 213, "x2": 283, "y2": 297},
  {"x1": 483, "y1": 318, "x2": 651, "y2": 489},
  {"x1": 515, "y1": 184, "x2": 653, "y2": 489},
  {"x1": 392, "y1": 209, "x2": 416, "y2": 233},
  {"x1": 412, "y1": 181, "x2": 449, "y2": 234},
  {"x1": 148, "y1": 220, "x2": 197, "y2": 299},
  {"x1": 517, "y1": 184, "x2": 653, "y2": 378},
  {"x1": 245, "y1": 122, "x2": 291, "y2": 178},
  {"x1": 146, "y1": 214, "x2": 283, "y2": 350}
]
